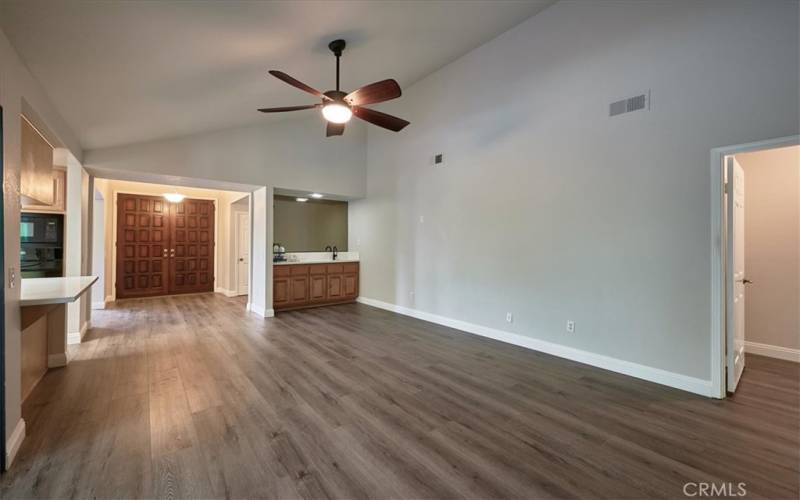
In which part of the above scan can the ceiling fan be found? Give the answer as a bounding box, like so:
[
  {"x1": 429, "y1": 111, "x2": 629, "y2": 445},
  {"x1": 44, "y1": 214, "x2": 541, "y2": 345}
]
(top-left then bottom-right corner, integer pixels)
[{"x1": 258, "y1": 39, "x2": 410, "y2": 137}]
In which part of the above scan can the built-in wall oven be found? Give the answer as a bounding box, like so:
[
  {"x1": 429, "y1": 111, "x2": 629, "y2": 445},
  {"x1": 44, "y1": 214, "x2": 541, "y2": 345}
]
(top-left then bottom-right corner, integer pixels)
[{"x1": 20, "y1": 213, "x2": 64, "y2": 278}]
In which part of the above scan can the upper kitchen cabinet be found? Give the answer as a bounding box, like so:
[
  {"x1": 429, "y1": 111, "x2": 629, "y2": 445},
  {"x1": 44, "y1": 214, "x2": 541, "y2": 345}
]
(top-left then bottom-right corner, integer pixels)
[
  {"x1": 20, "y1": 116, "x2": 55, "y2": 207},
  {"x1": 21, "y1": 167, "x2": 66, "y2": 213}
]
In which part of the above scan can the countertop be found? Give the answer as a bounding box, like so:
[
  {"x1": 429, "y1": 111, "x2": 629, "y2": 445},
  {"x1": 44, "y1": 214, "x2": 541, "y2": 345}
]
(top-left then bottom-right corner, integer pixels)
[
  {"x1": 20, "y1": 276, "x2": 99, "y2": 306},
  {"x1": 274, "y1": 259, "x2": 359, "y2": 266}
]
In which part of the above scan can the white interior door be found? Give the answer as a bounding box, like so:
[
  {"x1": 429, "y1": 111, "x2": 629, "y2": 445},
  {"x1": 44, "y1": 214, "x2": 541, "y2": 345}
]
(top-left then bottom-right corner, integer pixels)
[
  {"x1": 236, "y1": 212, "x2": 250, "y2": 295},
  {"x1": 726, "y1": 156, "x2": 747, "y2": 392}
]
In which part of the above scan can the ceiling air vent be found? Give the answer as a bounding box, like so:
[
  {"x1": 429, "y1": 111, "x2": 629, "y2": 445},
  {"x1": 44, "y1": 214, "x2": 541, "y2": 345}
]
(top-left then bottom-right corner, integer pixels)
[{"x1": 609, "y1": 91, "x2": 650, "y2": 117}]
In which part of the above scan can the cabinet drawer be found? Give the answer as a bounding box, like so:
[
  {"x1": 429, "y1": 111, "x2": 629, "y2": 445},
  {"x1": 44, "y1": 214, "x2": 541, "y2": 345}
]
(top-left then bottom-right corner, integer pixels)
[
  {"x1": 290, "y1": 265, "x2": 309, "y2": 276},
  {"x1": 326, "y1": 264, "x2": 344, "y2": 274},
  {"x1": 343, "y1": 263, "x2": 359, "y2": 273},
  {"x1": 274, "y1": 265, "x2": 291, "y2": 277},
  {"x1": 309, "y1": 264, "x2": 327, "y2": 275}
]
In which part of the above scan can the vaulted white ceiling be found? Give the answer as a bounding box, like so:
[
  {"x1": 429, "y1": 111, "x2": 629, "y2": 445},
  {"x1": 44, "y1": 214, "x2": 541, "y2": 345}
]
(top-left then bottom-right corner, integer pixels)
[{"x1": 0, "y1": 0, "x2": 554, "y2": 150}]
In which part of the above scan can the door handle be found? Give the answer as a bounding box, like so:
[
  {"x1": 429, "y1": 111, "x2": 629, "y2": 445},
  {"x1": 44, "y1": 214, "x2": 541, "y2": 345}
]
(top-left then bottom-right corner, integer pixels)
[
  {"x1": 239, "y1": 258, "x2": 244, "y2": 262},
  {"x1": 170, "y1": 248, "x2": 175, "y2": 257},
  {"x1": 163, "y1": 249, "x2": 168, "y2": 257},
  {"x1": 739, "y1": 279, "x2": 752, "y2": 284}
]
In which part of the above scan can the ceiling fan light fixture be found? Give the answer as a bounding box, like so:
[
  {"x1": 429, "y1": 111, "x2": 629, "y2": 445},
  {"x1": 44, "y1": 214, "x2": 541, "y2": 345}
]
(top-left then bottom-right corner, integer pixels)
[
  {"x1": 163, "y1": 192, "x2": 185, "y2": 203},
  {"x1": 322, "y1": 102, "x2": 352, "y2": 124}
]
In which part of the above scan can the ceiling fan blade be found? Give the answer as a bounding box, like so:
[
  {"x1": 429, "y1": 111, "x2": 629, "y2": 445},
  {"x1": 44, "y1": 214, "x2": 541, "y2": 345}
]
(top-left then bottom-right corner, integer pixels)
[
  {"x1": 268, "y1": 70, "x2": 330, "y2": 100},
  {"x1": 352, "y1": 106, "x2": 410, "y2": 132},
  {"x1": 258, "y1": 104, "x2": 321, "y2": 113},
  {"x1": 344, "y1": 79, "x2": 402, "y2": 106},
  {"x1": 326, "y1": 122, "x2": 345, "y2": 137}
]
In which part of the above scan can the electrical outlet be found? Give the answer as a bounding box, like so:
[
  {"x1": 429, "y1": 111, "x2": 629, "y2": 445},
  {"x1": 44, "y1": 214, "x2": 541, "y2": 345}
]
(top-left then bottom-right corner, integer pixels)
[
  {"x1": 419, "y1": 215, "x2": 425, "y2": 224},
  {"x1": 506, "y1": 312, "x2": 513, "y2": 323},
  {"x1": 566, "y1": 320, "x2": 575, "y2": 333}
]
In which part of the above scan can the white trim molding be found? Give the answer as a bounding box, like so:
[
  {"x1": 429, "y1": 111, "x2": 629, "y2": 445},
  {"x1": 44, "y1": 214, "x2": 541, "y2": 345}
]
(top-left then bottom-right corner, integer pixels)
[
  {"x1": 745, "y1": 341, "x2": 800, "y2": 363},
  {"x1": 358, "y1": 297, "x2": 714, "y2": 397},
  {"x1": 215, "y1": 287, "x2": 241, "y2": 298},
  {"x1": 247, "y1": 303, "x2": 274, "y2": 318},
  {"x1": 47, "y1": 352, "x2": 68, "y2": 368},
  {"x1": 92, "y1": 300, "x2": 106, "y2": 310},
  {"x1": 5, "y1": 418, "x2": 25, "y2": 470},
  {"x1": 67, "y1": 321, "x2": 89, "y2": 345}
]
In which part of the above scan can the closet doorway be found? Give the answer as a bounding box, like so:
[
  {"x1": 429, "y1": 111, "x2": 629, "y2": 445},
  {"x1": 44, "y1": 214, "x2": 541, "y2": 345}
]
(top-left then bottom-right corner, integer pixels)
[{"x1": 115, "y1": 193, "x2": 215, "y2": 299}]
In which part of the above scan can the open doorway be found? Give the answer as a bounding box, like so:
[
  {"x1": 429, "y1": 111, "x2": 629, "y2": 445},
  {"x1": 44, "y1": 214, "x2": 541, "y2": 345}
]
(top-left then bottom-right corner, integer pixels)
[
  {"x1": 91, "y1": 178, "x2": 253, "y2": 308},
  {"x1": 711, "y1": 136, "x2": 800, "y2": 397}
]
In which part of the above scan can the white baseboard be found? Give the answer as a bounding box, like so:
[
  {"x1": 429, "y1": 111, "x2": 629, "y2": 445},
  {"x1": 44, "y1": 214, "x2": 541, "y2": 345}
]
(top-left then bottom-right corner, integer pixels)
[
  {"x1": 745, "y1": 341, "x2": 800, "y2": 363},
  {"x1": 5, "y1": 418, "x2": 25, "y2": 470},
  {"x1": 105, "y1": 295, "x2": 114, "y2": 304},
  {"x1": 92, "y1": 301, "x2": 106, "y2": 310},
  {"x1": 47, "y1": 352, "x2": 68, "y2": 368},
  {"x1": 215, "y1": 287, "x2": 240, "y2": 298},
  {"x1": 357, "y1": 296, "x2": 714, "y2": 397},
  {"x1": 247, "y1": 303, "x2": 274, "y2": 318},
  {"x1": 67, "y1": 321, "x2": 89, "y2": 345}
]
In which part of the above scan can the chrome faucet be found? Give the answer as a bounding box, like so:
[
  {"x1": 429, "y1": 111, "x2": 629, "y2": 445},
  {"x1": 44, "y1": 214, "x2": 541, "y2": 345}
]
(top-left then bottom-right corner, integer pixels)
[{"x1": 332, "y1": 246, "x2": 338, "y2": 261}]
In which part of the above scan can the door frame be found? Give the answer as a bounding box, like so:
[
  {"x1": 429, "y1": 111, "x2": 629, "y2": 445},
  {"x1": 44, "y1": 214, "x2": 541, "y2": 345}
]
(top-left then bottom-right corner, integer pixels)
[
  {"x1": 709, "y1": 134, "x2": 799, "y2": 398},
  {"x1": 0, "y1": 105, "x2": 7, "y2": 471},
  {"x1": 234, "y1": 210, "x2": 249, "y2": 296},
  {"x1": 111, "y1": 190, "x2": 219, "y2": 301}
]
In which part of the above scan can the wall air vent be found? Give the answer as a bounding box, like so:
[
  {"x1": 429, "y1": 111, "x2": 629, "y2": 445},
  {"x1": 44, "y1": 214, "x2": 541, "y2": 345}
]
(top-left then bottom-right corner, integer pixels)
[{"x1": 609, "y1": 91, "x2": 650, "y2": 117}]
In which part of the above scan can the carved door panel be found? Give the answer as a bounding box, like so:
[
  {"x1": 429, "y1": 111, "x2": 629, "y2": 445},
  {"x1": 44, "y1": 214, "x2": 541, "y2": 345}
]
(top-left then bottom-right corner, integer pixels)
[
  {"x1": 116, "y1": 194, "x2": 170, "y2": 298},
  {"x1": 116, "y1": 194, "x2": 214, "y2": 298},
  {"x1": 169, "y1": 198, "x2": 215, "y2": 294}
]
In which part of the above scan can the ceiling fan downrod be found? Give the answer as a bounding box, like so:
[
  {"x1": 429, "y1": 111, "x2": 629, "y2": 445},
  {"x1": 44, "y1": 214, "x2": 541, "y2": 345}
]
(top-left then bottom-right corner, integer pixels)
[{"x1": 328, "y1": 39, "x2": 346, "y2": 92}]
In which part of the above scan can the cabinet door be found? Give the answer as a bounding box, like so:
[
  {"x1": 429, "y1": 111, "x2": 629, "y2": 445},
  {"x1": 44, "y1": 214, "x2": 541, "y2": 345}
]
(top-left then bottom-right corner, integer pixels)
[
  {"x1": 20, "y1": 117, "x2": 54, "y2": 205},
  {"x1": 273, "y1": 277, "x2": 290, "y2": 308},
  {"x1": 21, "y1": 168, "x2": 66, "y2": 213},
  {"x1": 343, "y1": 273, "x2": 358, "y2": 299},
  {"x1": 327, "y1": 274, "x2": 343, "y2": 299},
  {"x1": 289, "y1": 276, "x2": 308, "y2": 304},
  {"x1": 309, "y1": 275, "x2": 327, "y2": 302}
]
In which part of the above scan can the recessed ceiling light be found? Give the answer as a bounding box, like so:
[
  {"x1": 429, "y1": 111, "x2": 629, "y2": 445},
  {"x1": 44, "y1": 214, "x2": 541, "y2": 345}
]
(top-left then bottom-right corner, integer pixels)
[
  {"x1": 310, "y1": 193, "x2": 323, "y2": 198},
  {"x1": 296, "y1": 197, "x2": 308, "y2": 202},
  {"x1": 163, "y1": 192, "x2": 185, "y2": 203}
]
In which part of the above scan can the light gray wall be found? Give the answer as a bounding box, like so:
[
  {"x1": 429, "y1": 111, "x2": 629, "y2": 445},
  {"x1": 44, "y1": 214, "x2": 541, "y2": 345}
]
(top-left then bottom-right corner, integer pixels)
[
  {"x1": 91, "y1": 191, "x2": 105, "y2": 307},
  {"x1": 349, "y1": 0, "x2": 800, "y2": 381},
  {"x1": 84, "y1": 116, "x2": 367, "y2": 198},
  {"x1": 0, "y1": 27, "x2": 84, "y2": 453},
  {"x1": 735, "y1": 146, "x2": 799, "y2": 351},
  {"x1": 274, "y1": 196, "x2": 348, "y2": 252}
]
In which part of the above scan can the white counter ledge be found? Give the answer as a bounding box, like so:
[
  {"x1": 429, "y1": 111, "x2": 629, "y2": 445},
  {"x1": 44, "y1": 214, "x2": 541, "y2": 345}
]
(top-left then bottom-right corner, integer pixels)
[{"x1": 20, "y1": 276, "x2": 99, "y2": 306}]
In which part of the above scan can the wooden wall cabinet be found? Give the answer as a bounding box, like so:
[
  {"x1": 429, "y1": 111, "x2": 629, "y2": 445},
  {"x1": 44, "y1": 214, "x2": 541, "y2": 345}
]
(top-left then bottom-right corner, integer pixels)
[
  {"x1": 22, "y1": 168, "x2": 66, "y2": 213},
  {"x1": 274, "y1": 262, "x2": 359, "y2": 311},
  {"x1": 20, "y1": 117, "x2": 55, "y2": 206}
]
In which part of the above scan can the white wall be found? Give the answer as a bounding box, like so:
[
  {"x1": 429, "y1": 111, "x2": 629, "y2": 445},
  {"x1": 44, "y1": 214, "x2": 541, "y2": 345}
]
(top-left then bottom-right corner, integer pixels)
[
  {"x1": 84, "y1": 116, "x2": 367, "y2": 199},
  {"x1": 0, "y1": 28, "x2": 83, "y2": 465},
  {"x1": 249, "y1": 187, "x2": 272, "y2": 317},
  {"x1": 91, "y1": 190, "x2": 105, "y2": 308},
  {"x1": 735, "y1": 146, "x2": 799, "y2": 352},
  {"x1": 349, "y1": 0, "x2": 799, "y2": 388}
]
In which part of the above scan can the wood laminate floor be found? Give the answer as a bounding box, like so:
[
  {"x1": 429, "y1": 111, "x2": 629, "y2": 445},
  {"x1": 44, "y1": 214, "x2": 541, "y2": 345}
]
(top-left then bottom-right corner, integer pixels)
[{"x1": 2, "y1": 293, "x2": 798, "y2": 499}]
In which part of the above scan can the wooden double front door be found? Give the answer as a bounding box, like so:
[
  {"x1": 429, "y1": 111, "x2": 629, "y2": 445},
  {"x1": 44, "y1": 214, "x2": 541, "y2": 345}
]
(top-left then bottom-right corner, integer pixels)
[{"x1": 116, "y1": 194, "x2": 215, "y2": 299}]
